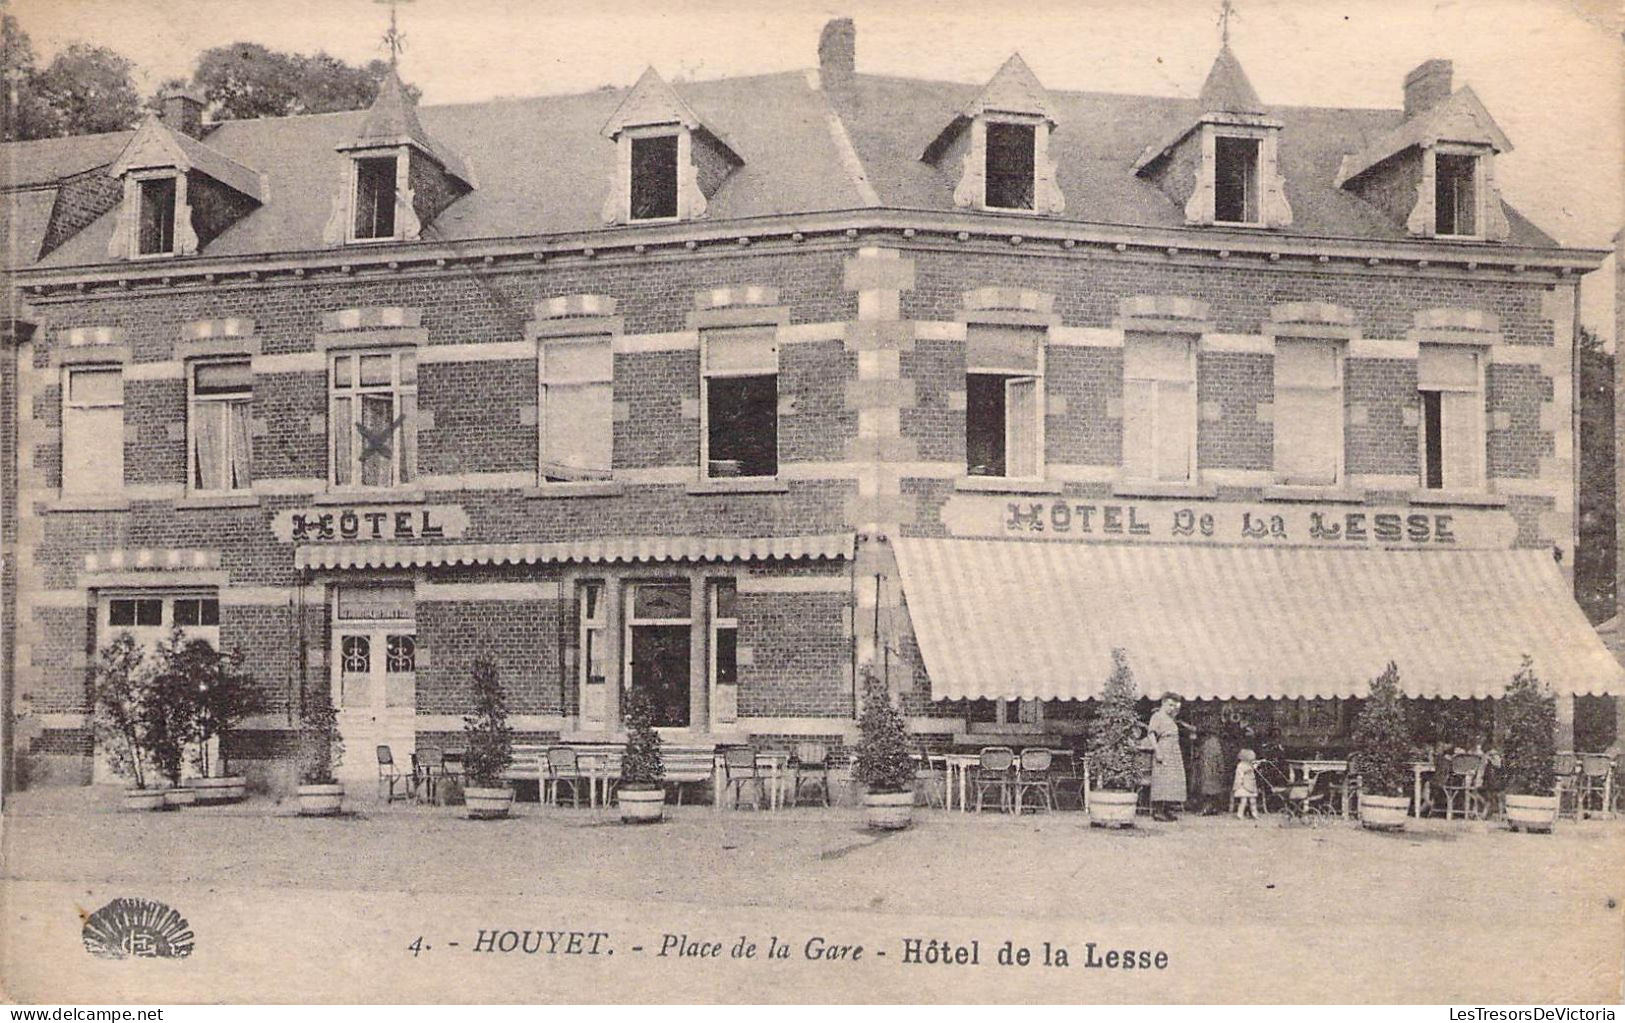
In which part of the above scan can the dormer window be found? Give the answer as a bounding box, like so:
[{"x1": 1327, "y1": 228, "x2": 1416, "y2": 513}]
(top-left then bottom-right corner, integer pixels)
[
  {"x1": 136, "y1": 176, "x2": 177, "y2": 256},
  {"x1": 1213, "y1": 135, "x2": 1261, "y2": 225},
  {"x1": 630, "y1": 133, "x2": 679, "y2": 221},
  {"x1": 984, "y1": 121, "x2": 1035, "y2": 211},
  {"x1": 1435, "y1": 150, "x2": 1479, "y2": 237},
  {"x1": 353, "y1": 156, "x2": 399, "y2": 240}
]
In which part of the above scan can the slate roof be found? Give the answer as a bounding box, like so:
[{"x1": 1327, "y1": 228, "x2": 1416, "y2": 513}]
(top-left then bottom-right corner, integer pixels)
[{"x1": 0, "y1": 62, "x2": 1564, "y2": 274}]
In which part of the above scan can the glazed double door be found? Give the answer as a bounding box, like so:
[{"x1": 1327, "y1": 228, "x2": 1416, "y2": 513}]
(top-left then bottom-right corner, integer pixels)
[{"x1": 333, "y1": 626, "x2": 416, "y2": 787}]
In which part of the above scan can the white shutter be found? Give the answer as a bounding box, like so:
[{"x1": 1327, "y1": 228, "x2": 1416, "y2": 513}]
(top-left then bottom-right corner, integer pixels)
[
  {"x1": 1121, "y1": 378, "x2": 1156, "y2": 479},
  {"x1": 1274, "y1": 340, "x2": 1342, "y2": 485},
  {"x1": 62, "y1": 368, "x2": 123, "y2": 495},
  {"x1": 1155, "y1": 382, "x2": 1196, "y2": 482},
  {"x1": 541, "y1": 383, "x2": 613, "y2": 479},
  {"x1": 1004, "y1": 376, "x2": 1040, "y2": 478},
  {"x1": 1440, "y1": 390, "x2": 1484, "y2": 489}
]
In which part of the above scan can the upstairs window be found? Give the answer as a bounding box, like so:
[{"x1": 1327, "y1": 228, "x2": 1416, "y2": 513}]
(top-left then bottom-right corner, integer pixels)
[
  {"x1": 331, "y1": 349, "x2": 417, "y2": 489},
  {"x1": 965, "y1": 324, "x2": 1043, "y2": 479},
  {"x1": 630, "y1": 134, "x2": 679, "y2": 221},
  {"x1": 1214, "y1": 136, "x2": 1261, "y2": 225},
  {"x1": 137, "y1": 177, "x2": 177, "y2": 256},
  {"x1": 702, "y1": 326, "x2": 778, "y2": 479},
  {"x1": 1122, "y1": 335, "x2": 1197, "y2": 483},
  {"x1": 984, "y1": 121, "x2": 1035, "y2": 211},
  {"x1": 189, "y1": 360, "x2": 253, "y2": 493},
  {"x1": 1273, "y1": 340, "x2": 1343, "y2": 486},
  {"x1": 62, "y1": 366, "x2": 124, "y2": 495},
  {"x1": 353, "y1": 156, "x2": 398, "y2": 240},
  {"x1": 539, "y1": 334, "x2": 614, "y2": 482},
  {"x1": 1435, "y1": 152, "x2": 1478, "y2": 237},
  {"x1": 1417, "y1": 345, "x2": 1484, "y2": 491}
]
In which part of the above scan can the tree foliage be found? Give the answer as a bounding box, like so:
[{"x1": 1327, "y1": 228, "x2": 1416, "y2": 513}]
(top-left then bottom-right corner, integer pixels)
[
  {"x1": 1499, "y1": 656, "x2": 1557, "y2": 797},
  {"x1": 2, "y1": 16, "x2": 142, "y2": 140},
  {"x1": 90, "y1": 633, "x2": 155, "y2": 788},
  {"x1": 184, "y1": 640, "x2": 263, "y2": 777},
  {"x1": 619, "y1": 688, "x2": 665, "y2": 788},
  {"x1": 298, "y1": 688, "x2": 343, "y2": 786},
  {"x1": 1086, "y1": 648, "x2": 1143, "y2": 792},
  {"x1": 1350, "y1": 661, "x2": 1414, "y2": 797},
  {"x1": 852, "y1": 669, "x2": 913, "y2": 793},
  {"x1": 189, "y1": 42, "x2": 419, "y2": 121},
  {"x1": 1576, "y1": 327, "x2": 1615, "y2": 623},
  {"x1": 461, "y1": 659, "x2": 515, "y2": 787}
]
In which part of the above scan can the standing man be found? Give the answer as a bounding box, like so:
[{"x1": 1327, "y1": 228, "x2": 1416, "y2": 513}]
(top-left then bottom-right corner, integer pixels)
[{"x1": 1148, "y1": 693, "x2": 1187, "y2": 822}]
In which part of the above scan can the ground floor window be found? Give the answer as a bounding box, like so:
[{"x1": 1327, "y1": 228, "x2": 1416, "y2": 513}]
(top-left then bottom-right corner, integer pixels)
[{"x1": 626, "y1": 580, "x2": 692, "y2": 728}]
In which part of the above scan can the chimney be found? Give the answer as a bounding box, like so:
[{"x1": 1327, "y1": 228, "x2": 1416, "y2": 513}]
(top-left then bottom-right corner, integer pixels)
[
  {"x1": 159, "y1": 86, "x2": 206, "y2": 139},
  {"x1": 819, "y1": 18, "x2": 855, "y2": 84},
  {"x1": 1403, "y1": 59, "x2": 1453, "y2": 119}
]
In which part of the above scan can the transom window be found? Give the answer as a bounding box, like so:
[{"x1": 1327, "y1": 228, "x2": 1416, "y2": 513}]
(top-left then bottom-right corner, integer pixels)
[
  {"x1": 330, "y1": 349, "x2": 417, "y2": 489},
  {"x1": 579, "y1": 581, "x2": 608, "y2": 687},
  {"x1": 100, "y1": 591, "x2": 220, "y2": 644},
  {"x1": 353, "y1": 155, "x2": 398, "y2": 240},
  {"x1": 189, "y1": 360, "x2": 252, "y2": 493},
  {"x1": 702, "y1": 326, "x2": 778, "y2": 479},
  {"x1": 1122, "y1": 335, "x2": 1197, "y2": 483},
  {"x1": 137, "y1": 176, "x2": 177, "y2": 256},
  {"x1": 984, "y1": 121, "x2": 1036, "y2": 211},
  {"x1": 630, "y1": 134, "x2": 679, "y2": 221},
  {"x1": 1214, "y1": 136, "x2": 1261, "y2": 225},
  {"x1": 1435, "y1": 151, "x2": 1479, "y2": 237}
]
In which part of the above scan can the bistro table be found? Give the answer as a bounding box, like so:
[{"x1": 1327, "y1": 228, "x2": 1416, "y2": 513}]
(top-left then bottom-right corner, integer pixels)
[
  {"x1": 939, "y1": 750, "x2": 1088, "y2": 813},
  {"x1": 575, "y1": 749, "x2": 623, "y2": 811},
  {"x1": 1284, "y1": 758, "x2": 1435, "y2": 818},
  {"x1": 709, "y1": 749, "x2": 793, "y2": 812}
]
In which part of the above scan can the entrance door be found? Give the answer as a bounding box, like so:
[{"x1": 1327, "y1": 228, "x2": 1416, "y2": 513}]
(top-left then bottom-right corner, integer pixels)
[
  {"x1": 625, "y1": 581, "x2": 692, "y2": 729},
  {"x1": 333, "y1": 627, "x2": 416, "y2": 787},
  {"x1": 630, "y1": 625, "x2": 691, "y2": 728}
]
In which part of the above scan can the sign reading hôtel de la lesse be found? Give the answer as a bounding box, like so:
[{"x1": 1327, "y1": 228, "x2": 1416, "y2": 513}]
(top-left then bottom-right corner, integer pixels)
[
  {"x1": 271, "y1": 505, "x2": 470, "y2": 544},
  {"x1": 940, "y1": 494, "x2": 1518, "y2": 550}
]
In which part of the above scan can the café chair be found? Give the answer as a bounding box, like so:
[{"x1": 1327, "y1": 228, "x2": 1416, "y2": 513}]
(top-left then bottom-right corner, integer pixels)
[
  {"x1": 1578, "y1": 754, "x2": 1614, "y2": 818},
  {"x1": 376, "y1": 745, "x2": 407, "y2": 803},
  {"x1": 972, "y1": 746, "x2": 1015, "y2": 813},
  {"x1": 1013, "y1": 748, "x2": 1056, "y2": 813},
  {"x1": 544, "y1": 747, "x2": 586, "y2": 808},
  {"x1": 721, "y1": 746, "x2": 765, "y2": 810},
  {"x1": 414, "y1": 746, "x2": 445, "y2": 804},
  {"x1": 791, "y1": 742, "x2": 832, "y2": 807},
  {"x1": 1442, "y1": 753, "x2": 1486, "y2": 820}
]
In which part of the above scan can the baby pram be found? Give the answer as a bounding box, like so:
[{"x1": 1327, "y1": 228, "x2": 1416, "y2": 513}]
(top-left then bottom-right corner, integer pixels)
[{"x1": 1255, "y1": 759, "x2": 1340, "y2": 824}]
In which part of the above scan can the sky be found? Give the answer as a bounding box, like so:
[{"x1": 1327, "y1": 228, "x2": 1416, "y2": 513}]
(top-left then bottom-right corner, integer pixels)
[{"x1": 9, "y1": 0, "x2": 1623, "y2": 345}]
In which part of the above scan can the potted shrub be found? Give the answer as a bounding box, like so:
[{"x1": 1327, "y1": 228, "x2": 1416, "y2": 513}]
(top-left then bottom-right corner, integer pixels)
[
  {"x1": 1500, "y1": 656, "x2": 1558, "y2": 833},
  {"x1": 852, "y1": 669, "x2": 914, "y2": 830},
  {"x1": 1351, "y1": 661, "x2": 1414, "y2": 830},
  {"x1": 182, "y1": 639, "x2": 263, "y2": 804},
  {"x1": 462, "y1": 659, "x2": 516, "y2": 819},
  {"x1": 1085, "y1": 648, "x2": 1143, "y2": 828},
  {"x1": 616, "y1": 689, "x2": 666, "y2": 823},
  {"x1": 91, "y1": 634, "x2": 163, "y2": 811},
  {"x1": 147, "y1": 627, "x2": 202, "y2": 808},
  {"x1": 296, "y1": 690, "x2": 345, "y2": 816}
]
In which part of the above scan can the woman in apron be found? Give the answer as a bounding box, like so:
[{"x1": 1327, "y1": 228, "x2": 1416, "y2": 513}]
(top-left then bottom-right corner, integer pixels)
[{"x1": 1148, "y1": 693, "x2": 1187, "y2": 822}]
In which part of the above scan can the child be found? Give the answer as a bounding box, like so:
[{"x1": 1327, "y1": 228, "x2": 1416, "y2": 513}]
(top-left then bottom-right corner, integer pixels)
[{"x1": 1233, "y1": 748, "x2": 1259, "y2": 819}]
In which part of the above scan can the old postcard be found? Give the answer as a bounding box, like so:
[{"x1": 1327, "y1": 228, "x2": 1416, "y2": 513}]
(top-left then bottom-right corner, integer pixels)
[{"x1": 2, "y1": 0, "x2": 1622, "y2": 1005}]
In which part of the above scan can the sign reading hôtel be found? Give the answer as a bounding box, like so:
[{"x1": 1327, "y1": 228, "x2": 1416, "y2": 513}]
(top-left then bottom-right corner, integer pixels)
[
  {"x1": 272, "y1": 505, "x2": 470, "y2": 544},
  {"x1": 940, "y1": 494, "x2": 1518, "y2": 550}
]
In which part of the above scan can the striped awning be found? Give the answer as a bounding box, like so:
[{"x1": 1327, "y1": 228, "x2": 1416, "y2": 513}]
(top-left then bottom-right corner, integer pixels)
[
  {"x1": 296, "y1": 533, "x2": 854, "y2": 571},
  {"x1": 893, "y1": 538, "x2": 1625, "y2": 701}
]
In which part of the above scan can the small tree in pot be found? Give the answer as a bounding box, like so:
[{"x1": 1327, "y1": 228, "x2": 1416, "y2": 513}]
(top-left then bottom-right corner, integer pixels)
[
  {"x1": 296, "y1": 689, "x2": 345, "y2": 816},
  {"x1": 852, "y1": 669, "x2": 914, "y2": 830},
  {"x1": 462, "y1": 659, "x2": 516, "y2": 819},
  {"x1": 1086, "y1": 648, "x2": 1143, "y2": 827},
  {"x1": 184, "y1": 639, "x2": 263, "y2": 804},
  {"x1": 1500, "y1": 656, "x2": 1558, "y2": 833},
  {"x1": 617, "y1": 688, "x2": 666, "y2": 823},
  {"x1": 1351, "y1": 661, "x2": 1414, "y2": 830},
  {"x1": 146, "y1": 627, "x2": 203, "y2": 807},
  {"x1": 91, "y1": 633, "x2": 163, "y2": 811}
]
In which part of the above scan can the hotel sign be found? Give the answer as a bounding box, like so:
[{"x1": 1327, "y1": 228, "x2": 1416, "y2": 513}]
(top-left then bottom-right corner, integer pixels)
[
  {"x1": 273, "y1": 505, "x2": 470, "y2": 543},
  {"x1": 941, "y1": 494, "x2": 1518, "y2": 550}
]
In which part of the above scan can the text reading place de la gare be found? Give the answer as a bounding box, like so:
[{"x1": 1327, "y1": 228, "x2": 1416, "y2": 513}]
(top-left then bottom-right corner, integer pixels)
[{"x1": 440, "y1": 929, "x2": 1170, "y2": 972}]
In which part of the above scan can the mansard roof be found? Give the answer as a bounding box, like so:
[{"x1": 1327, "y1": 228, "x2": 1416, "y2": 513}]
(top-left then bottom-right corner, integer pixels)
[{"x1": 1, "y1": 59, "x2": 1562, "y2": 272}]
